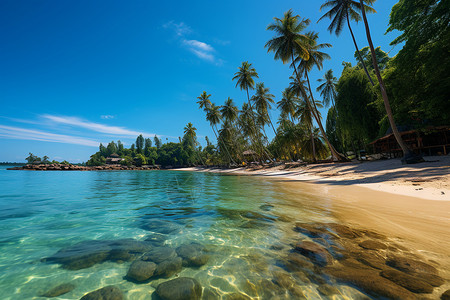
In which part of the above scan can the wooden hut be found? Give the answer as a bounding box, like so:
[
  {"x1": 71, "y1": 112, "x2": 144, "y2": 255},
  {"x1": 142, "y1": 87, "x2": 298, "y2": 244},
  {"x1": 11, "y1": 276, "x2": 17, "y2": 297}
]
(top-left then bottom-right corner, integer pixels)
[
  {"x1": 106, "y1": 153, "x2": 123, "y2": 164},
  {"x1": 369, "y1": 126, "x2": 450, "y2": 157}
]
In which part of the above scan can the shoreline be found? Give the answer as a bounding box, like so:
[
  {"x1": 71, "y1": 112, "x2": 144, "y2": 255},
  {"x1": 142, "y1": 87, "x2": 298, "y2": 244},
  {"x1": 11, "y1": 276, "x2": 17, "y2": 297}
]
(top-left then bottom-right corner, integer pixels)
[{"x1": 171, "y1": 155, "x2": 450, "y2": 201}]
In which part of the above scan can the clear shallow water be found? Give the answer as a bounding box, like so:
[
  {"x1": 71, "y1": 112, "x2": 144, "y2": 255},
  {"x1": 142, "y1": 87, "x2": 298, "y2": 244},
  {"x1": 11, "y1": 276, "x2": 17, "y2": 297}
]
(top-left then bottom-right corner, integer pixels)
[{"x1": 0, "y1": 167, "x2": 441, "y2": 299}]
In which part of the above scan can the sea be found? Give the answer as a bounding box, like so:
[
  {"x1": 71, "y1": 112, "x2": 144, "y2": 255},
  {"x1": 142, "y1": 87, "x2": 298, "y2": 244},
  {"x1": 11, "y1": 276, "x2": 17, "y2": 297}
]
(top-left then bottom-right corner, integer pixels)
[{"x1": 0, "y1": 165, "x2": 447, "y2": 299}]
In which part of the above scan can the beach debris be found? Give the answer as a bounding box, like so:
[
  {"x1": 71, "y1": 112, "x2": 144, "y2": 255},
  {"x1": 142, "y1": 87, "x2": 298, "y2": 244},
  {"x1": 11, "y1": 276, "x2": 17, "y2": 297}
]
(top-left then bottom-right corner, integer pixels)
[
  {"x1": 154, "y1": 277, "x2": 202, "y2": 300},
  {"x1": 80, "y1": 285, "x2": 123, "y2": 300},
  {"x1": 40, "y1": 283, "x2": 75, "y2": 297}
]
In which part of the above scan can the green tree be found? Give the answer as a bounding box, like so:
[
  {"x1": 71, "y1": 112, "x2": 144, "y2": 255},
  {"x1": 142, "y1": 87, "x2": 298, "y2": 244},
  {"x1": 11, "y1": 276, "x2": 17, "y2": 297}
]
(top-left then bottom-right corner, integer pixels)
[
  {"x1": 317, "y1": 69, "x2": 338, "y2": 108},
  {"x1": 386, "y1": 0, "x2": 450, "y2": 126},
  {"x1": 196, "y1": 91, "x2": 212, "y2": 112},
  {"x1": 154, "y1": 135, "x2": 162, "y2": 149},
  {"x1": 359, "y1": 0, "x2": 415, "y2": 162},
  {"x1": 296, "y1": 31, "x2": 347, "y2": 161},
  {"x1": 354, "y1": 46, "x2": 390, "y2": 71},
  {"x1": 252, "y1": 83, "x2": 277, "y2": 135},
  {"x1": 134, "y1": 153, "x2": 147, "y2": 167},
  {"x1": 135, "y1": 134, "x2": 144, "y2": 153},
  {"x1": 266, "y1": 10, "x2": 346, "y2": 161},
  {"x1": 277, "y1": 89, "x2": 299, "y2": 122},
  {"x1": 318, "y1": 0, "x2": 376, "y2": 85},
  {"x1": 25, "y1": 153, "x2": 38, "y2": 164}
]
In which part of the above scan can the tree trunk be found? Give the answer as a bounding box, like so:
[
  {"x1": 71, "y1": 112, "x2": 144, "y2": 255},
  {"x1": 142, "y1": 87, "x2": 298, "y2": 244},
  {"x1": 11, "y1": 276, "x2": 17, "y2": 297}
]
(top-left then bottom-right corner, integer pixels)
[
  {"x1": 359, "y1": 0, "x2": 414, "y2": 162},
  {"x1": 346, "y1": 11, "x2": 375, "y2": 86},
  {"x1": 311, "y1": 129, "x2": 317, "y2": 162},
  {"x1": 304, "y1": 69, "x2": 348, "y2": 162},
  {"x1": 246, "y1": 88, "x2": 273, "y2": 162},
  {"x1": 212, "y1": 126, "x2": 235, "y2": 166}
]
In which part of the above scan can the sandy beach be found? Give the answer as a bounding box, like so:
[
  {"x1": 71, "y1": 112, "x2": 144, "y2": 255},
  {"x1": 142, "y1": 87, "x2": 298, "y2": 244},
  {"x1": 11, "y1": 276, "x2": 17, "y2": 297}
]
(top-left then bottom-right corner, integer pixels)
[{"x1": 174, "y1": 155, "x2": 450, "y2": 201}]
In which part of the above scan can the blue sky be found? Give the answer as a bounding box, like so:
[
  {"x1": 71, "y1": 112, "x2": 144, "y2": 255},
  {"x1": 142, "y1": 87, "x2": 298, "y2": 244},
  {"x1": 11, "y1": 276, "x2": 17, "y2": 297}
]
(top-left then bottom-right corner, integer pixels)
[{"x1": 0, "y1": 0, "x2": 402, "y2": 163}]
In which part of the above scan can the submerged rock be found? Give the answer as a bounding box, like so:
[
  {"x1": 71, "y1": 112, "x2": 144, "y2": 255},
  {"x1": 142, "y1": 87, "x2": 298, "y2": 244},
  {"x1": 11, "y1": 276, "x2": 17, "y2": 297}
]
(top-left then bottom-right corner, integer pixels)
[
  {"x1": 259, "y1": 204, "x2": 274, "y2": 211},
  {"x1": 80, "y1": 285, "x2": 123, "y2": 300},
  {"x1": 358, "y1": 240, "x2": 387, "y2": 250},
  {"x1": 176, "y1": 243, "x2": 209, "y2": 267},
  {"x1": 386, "y1": 255, "x2": 438, "y2": 275},
  {"x1": 223, "y1": 292, "x2": 252, "y2": 300},
  {"x1": 155, "y1": 257, "x2": 183, "y2": 278},
  {"x1": 326, "y1": 223, "x2": 363, "y2": 239},
  {"x1": 294, "y1": 223, "x2": 329, "y2": 238},
  {"x1": 126, "y1": 260, "x2": 157, "y2": 282},
  {"x1": 142, "y1": 246, "x2": 177, "y2": 264},
  {"x1": 41, "y1": 283, "x2": 75, "y2": 297},
  {"x1": 140, "y1": 219, "x2": 182, "y2": 234},
  {"x1": 325, "y1": 262, "x2": 416, "y2": 300},
  {"x1": 317, "y1": 284, "x2": 340, "y2": 296},
  {"x1": 441, "y1": 289, "x2": 450, "y2": 300},
  {"x1": 380, "y1": 269, "x2": 434, "y2": 294},
  {"x1": 155, "y1": 277, "x2": 202, "y2": 300},
  {"x1": 42, "y1": 239, "x2": 153, "y2": 270},
  {"x1": 294, "y1": 241, "x2": 332, "y2": 267}
]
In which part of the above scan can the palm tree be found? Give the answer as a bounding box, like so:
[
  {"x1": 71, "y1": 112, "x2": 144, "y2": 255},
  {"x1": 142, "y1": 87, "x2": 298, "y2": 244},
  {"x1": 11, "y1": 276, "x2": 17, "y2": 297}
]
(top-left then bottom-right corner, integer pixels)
[
  {"x1": 233, "y1": 62, "x2": 273, "y2": 162},
  {"x1": 266, "y1": 10, "x2": 346, "y2": 162},
  {"x1": 197, "y1": 91, "x2": 212, "y2": 111},
  {"x1": 295, "y1": 98, "x2": 323, "y2": 162},
  {"x1": 318, "y1": 0, "x2": 376, "y2": 86},
  {"x1": 183, "y1": 122, "x2": 205, "y2": 165},
  {"x1": 359, "y1": 0, "x2": 416, "y2": 163},
  {"x1": 206, "y1": 103, "x2": 235, "y2": 164},
  {"x1": 317, "y1": 69, "x2": 338, "y2": 108},
  {"x1": 252, "y1": 83, "x2": 277, "y2": 135},
  {"x1": 277, "y1": 88, "x2": 299, "y2": 123},
  {"x1": 220, "y1": 97, "x2": 239, "y2": 124},
  {"x1": 232, "y1": 62, "x2": 259, "y2": 104},
  {"x1": 296, "y1": 31, "x2": 346, "y2": 161}
]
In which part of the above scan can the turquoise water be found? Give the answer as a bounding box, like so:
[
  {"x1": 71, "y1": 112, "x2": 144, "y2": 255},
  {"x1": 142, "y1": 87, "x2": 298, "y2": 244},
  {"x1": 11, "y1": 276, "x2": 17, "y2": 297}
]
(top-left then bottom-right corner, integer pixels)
[{"x1": 2, "y1": 166, "x2": 441, "y2": 299}]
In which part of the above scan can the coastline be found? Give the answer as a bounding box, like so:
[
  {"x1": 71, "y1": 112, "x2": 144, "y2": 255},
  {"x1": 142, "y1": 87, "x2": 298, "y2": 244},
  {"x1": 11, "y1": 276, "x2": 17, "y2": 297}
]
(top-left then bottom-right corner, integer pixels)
[{"x1": 171, "y1": 155, "x2": 450, "y2": 201}]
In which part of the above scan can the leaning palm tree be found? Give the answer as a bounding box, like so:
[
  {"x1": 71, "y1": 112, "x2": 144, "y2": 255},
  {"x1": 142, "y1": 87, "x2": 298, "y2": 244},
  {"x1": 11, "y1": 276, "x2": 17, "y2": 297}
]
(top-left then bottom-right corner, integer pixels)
[
  {"x1": 220, "y1": 97, "x2": 239, "y2": 124},
  {"x1": 277, "y1": 88, "x2": 299, "y2": 123},
  {"x1": 296, "y1": 31, "x2": 347, "y2": 161},
  {"x1": 206, "y1": 103, "x2": 235, "y2": 164},
  {"x1": 295, "y1": 98, "x2": 323, "y2": 162},
  {"x1": 197, "y1": 91, "x2": 212, "y2": 112},
  {"x1": 317, "y1": 69, "x2": 338, "y2": 108},
  {"x1": 252, "y1": 83, "x2": 277, "y2": 135},
  {"x1": 318, "y1": 0, "x2": 376, "y2": 85},
  {"x1": 359, "y1": 0, "x2": 416, "y2": 163},
  {"x1": 266, "y1": 10, "x2": 346, "y2": 162}
]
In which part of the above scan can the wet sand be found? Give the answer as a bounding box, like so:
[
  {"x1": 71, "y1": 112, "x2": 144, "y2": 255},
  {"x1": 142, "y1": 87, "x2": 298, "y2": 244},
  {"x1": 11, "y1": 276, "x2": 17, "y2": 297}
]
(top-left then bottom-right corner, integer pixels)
[{"x1": 172, "y1": 158, "x2": 450, "y2": 296}]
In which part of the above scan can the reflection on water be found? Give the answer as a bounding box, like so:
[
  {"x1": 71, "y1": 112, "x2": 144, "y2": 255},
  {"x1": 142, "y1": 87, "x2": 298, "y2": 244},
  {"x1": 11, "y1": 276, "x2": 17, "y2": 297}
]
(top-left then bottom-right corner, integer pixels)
[{"x1": 0, "y1": 169, "x2": 448, "y2": 299}]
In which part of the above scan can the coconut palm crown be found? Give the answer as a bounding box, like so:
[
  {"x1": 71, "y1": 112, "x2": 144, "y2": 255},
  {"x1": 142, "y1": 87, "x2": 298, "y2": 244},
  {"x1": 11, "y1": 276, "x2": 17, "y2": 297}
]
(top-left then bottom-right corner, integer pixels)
[
  {"x1": 265, "y1": 9, "x2": 311, "y2": 63},
  {"x1": 317, "y1": 69, "x2": 338, "y2": 108}
]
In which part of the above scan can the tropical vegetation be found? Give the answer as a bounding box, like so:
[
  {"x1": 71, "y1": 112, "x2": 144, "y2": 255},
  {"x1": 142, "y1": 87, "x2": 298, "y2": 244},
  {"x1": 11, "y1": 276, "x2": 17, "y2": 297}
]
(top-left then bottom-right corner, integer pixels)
[{"x1": 84, "y1": 1, "x2": 448, "y2": 167}]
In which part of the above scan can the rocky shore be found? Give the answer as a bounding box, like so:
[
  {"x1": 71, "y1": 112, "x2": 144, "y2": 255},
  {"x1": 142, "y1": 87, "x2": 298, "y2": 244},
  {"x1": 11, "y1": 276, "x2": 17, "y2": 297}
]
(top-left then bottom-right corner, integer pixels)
[{"x1": 7, "y1": 163, "x2": 160, "y2": 171}]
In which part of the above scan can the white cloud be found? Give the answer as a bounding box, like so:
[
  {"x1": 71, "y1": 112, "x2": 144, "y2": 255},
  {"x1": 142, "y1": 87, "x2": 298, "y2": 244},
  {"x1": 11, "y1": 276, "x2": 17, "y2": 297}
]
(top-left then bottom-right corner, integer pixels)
[
  {"x1": 0, "y1": 125, "x2": 99, "y2": 147},
  {"x1": 42, "y1": 115, "x2": 156, "y2": 137},
  {"x1": 162, "y1": 21, "x2": 192, "y2": 36},
  {"x1": 182, "y1": 39, "x2": 216, "y2": 62},
  {"x1": 100, "y1": 115, "x2": 115, "y2": 120},
  {"x1": 163, "y1": 21, "x2": 219, "y2": 64}
]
